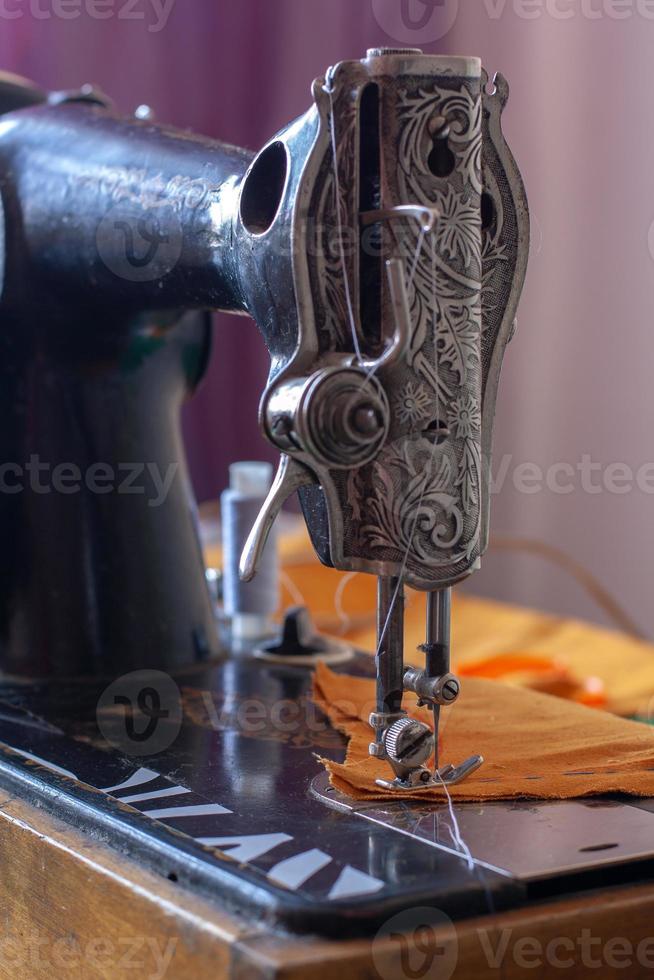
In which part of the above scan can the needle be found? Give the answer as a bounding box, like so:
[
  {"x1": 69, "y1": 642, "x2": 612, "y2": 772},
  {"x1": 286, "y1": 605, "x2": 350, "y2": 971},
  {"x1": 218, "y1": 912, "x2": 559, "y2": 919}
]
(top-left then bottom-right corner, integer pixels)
[
  {"x1": 374, "y1": 576, "x2": 405, "y2": 749},
  {"x1": 425, "y1": 588, "x2": 451, "y2": 776}
]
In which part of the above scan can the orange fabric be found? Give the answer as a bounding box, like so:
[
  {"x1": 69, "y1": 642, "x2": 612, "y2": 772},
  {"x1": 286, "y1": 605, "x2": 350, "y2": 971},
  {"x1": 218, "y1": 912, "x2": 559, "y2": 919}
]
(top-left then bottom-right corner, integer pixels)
[{"x1": 314, "y1": 662, "x2": 654, "y2": 802}]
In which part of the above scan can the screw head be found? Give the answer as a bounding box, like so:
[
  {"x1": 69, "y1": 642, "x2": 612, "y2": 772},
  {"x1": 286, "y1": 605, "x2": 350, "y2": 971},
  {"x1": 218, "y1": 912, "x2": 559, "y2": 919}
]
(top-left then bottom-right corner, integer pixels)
[
  {"x1": 351, "y1": 405, "x2": 382, "y2": 436},
  {"x1": 442, "y1": 679, "x2": 460, "y2": 702},
  {"x1": 428, "y1": 115, "x2": 451, "y2": 140}
]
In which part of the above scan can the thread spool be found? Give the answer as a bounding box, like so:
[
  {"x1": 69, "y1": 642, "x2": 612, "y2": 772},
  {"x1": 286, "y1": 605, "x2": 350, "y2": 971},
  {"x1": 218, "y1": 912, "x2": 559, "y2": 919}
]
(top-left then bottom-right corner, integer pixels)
[{"x1": 221, "y1": 461, "x2": 279, "y2": 640}]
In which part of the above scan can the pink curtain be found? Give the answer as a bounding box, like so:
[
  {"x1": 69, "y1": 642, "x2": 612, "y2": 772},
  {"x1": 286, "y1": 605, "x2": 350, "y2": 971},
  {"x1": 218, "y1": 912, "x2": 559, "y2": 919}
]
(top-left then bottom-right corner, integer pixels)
[
  {"x1": 2, "y1": 3, "x2": 652, "y2": 633},
  {"x1": 444, "y1": 7, "x2": 654, "y2": 634}
]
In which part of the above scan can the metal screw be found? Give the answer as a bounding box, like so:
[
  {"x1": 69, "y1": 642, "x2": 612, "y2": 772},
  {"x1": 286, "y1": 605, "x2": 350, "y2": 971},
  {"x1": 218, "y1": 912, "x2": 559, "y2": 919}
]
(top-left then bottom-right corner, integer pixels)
[
  {"x1": 441, "y1": 678, "x2": 460, "y2": 702},
  {"x1": 351, "y1": 405, "x2": 381, "y2": 436},
  {"x1": 366, "y1": 47, "x2": 424, "y2": 58},
  {"x1": 428, "y1": 115, "x2": 451, "y2": 140}
]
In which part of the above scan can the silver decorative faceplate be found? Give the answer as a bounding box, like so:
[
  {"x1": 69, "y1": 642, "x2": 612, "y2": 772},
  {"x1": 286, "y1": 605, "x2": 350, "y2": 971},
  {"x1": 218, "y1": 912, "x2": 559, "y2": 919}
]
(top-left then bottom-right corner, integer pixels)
[{"x1": 259, "y1": 52, "x2": 529, "y2": 591}]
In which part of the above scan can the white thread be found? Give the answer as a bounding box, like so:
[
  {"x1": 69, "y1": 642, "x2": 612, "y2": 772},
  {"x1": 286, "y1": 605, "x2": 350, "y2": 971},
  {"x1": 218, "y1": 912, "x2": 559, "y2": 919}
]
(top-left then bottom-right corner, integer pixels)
[
  {"x1": 435, "y1": 772, "x2": 474, "y2": 872},
  {"x1": 319, "y1": 101, "x2": 485, "y2": 905},
  {"x1": 375, "y1": 228, "x2": 441, "y2": 658},
  {"x1": 280, "y1": 570, "x2": 306, "y2": 608},
  {"x1": 324, "y1": 83, "x2": 433, "y2": 433},
  {"x1": 333, "y1": 571, "x2": 359, "y2": 635}
]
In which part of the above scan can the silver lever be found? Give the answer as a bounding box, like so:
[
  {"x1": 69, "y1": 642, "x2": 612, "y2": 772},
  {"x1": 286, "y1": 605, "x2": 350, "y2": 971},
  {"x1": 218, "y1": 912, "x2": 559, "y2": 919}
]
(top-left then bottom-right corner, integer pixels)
[
  {"x1": 239, "y1": 454, "x2": 315, "y2": 583},
  {"x1": 358, "y1": 259, "x2": 412, "y2": 374},
  {"x1": 360, "y1": 204, "x2": 439, "y2": 233},
  {"x1": 357, "y1": 204, "x2": 440, "y2": 374}
]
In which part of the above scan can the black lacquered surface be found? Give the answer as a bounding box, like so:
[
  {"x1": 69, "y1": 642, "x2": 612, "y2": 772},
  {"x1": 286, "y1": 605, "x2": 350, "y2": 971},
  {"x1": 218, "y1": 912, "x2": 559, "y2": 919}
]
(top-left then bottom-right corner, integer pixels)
[
  {"x1": 2, "y1": 653, "x2": 654, "y2": 936},
  {"x1": 0, "y1": 653, "x2": 520, "y2": 935}
]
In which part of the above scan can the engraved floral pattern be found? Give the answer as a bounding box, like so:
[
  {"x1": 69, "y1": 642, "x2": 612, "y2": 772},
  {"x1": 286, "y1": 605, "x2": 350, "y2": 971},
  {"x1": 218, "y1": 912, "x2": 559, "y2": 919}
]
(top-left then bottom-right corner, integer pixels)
[
  {"x1": 395, "y1": 381, "x2": 432, "y2": 428},
  {"x1": 436, "y1": 185, "x2": 481, "y2": 270},
  {"x1": 361, "y1": 439, "x2": 466, "y2": 565},
  {"x1": 385, "y1": 78, "x2": 484, "y2": 576},
  {"x1": 447, "y1": 392, "x2": 481, "y2": 440},
  {"x1": 448, "y1": 393, "x2": 482, "y2": 514},
  {"x1": 307, "y1": 69, "x2": 494, "y2": 586},
  {"x1": 347, "y1": 77, "x2": 485, "y2": 581},
  {"x1": 481, "y1": 232, "x2": 508, "y2": 320},
  {"x1": 396, "y1": 83, "x2": 483, "y2": 407}
]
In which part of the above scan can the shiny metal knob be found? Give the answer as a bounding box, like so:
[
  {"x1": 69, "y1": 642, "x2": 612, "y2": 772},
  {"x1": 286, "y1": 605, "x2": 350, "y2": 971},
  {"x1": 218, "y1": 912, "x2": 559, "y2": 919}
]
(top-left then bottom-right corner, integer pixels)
[{"x1": 384, "y1": 717, "x2": 433, "y2": 769}]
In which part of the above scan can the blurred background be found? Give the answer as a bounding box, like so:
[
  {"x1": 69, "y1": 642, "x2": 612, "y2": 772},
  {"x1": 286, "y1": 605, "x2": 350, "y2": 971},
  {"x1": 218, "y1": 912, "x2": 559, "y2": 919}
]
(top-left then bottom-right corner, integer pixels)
[{"x1": 2, "y1": 0, "x2": 653, "y2": 634}]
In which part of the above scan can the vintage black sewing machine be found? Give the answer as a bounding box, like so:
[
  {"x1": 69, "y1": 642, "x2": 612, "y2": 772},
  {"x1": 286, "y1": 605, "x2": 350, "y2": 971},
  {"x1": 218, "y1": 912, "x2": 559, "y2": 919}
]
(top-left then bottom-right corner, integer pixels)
[{"x1": 1, "y1": 52, "x2": 654, "y2": 975}]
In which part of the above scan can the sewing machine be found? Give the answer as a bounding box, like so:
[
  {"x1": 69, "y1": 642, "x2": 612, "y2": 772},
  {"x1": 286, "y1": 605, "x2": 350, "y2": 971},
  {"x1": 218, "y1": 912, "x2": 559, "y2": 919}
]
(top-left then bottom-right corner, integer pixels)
[{"x1": 1, "y1": 52, "x2": 654, "y2": 978}]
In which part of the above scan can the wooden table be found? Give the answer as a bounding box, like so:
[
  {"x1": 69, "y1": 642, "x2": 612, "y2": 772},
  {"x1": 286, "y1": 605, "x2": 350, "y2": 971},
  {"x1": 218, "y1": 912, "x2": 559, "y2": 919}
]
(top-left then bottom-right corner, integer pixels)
[{"x1": 4, "y1": 789, "x2": 654, "y2": 979}]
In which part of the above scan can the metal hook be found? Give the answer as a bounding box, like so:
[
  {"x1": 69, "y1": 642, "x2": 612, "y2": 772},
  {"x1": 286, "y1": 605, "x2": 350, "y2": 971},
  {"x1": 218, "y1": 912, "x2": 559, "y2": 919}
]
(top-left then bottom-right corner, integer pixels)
[
  {"x1": 359, "y1": 258, "x2": 412, "y2": 374},
  {"x1": 360, "y1": 204, "x2": 439, "y2": 234}
]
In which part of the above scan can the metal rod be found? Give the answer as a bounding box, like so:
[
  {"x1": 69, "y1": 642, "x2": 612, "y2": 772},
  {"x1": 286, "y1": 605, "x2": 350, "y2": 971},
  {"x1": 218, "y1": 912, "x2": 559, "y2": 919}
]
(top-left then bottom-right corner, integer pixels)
[
  {"x1": 375, "y1": 576, "x2": 405, "y2": 743},
  {"x1": 426, "y1": 587, "x2": 452, "y2": 772}
]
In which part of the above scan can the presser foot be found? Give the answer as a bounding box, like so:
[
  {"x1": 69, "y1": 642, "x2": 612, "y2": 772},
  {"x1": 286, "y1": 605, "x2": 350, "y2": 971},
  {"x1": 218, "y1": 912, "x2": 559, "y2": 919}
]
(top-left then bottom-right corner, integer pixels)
[
  {"x1": 371, "y1": 715, "x2": 483, "y2": 791},
  {"x1": 374, "y1": 754, "x2": 484, "y2": 792}
]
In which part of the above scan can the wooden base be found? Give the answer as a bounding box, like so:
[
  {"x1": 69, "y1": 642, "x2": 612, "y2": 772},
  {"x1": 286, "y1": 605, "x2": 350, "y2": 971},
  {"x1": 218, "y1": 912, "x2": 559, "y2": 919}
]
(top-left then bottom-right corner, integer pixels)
[{"x1": 3, "y1": 790, "x2": 654, "y2": 978}]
